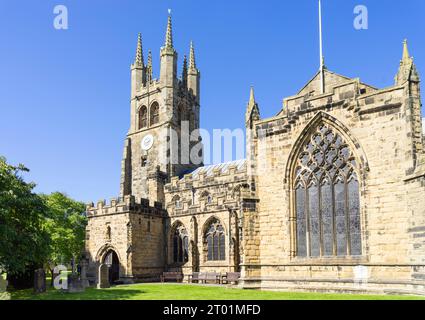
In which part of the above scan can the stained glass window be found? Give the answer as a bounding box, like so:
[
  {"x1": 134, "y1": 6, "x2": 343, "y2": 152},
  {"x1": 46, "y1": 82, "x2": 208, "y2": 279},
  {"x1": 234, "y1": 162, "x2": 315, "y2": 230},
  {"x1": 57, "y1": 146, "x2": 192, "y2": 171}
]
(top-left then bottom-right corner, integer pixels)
[
  {"x1": 205, "y1": 219, "x2": 226, "y2": 261},
  {"x1": 294, "y1": 124, "x2": 362, "y2": 257},
  {"x1": 173, "y1": 226, "x2": 188, "y2": 263}
]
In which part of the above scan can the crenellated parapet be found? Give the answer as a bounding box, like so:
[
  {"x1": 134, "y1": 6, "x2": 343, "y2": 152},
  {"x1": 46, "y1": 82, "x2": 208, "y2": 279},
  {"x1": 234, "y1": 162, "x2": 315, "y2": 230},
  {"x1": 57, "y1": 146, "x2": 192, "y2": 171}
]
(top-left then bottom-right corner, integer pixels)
[
  {"x1": 86, "y1": 195, "x2": 166, "y2": 218},
  {"x1": 164, "y1": 160, "x2": 255, "y2": 216}
]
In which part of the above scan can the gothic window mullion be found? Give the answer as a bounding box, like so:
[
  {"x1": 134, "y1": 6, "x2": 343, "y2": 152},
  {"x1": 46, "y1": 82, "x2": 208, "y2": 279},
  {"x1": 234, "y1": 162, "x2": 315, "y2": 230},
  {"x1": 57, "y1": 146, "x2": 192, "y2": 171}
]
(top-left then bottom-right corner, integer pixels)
[
  {"x1": 305, "y1": 186, "x2": 311, "y2": 257},
  {"x1": 318, "y1": 182, "x2": 324, "y2": 257},
  {"x1": 321, "y1": 179, "x2": 333, "y2": 256},
  {"x1": 345, "y1": 177, "x2": 352, "y2": 256},
  {"x1": 331, "y1": 182, "x2": 337, "y2": 256},
  {"x1": 308, "y1": 180, "x2": 320, "y2": 257},
  {"x1": 295, "y1": 182, "x2": 307, "y2": 257}
]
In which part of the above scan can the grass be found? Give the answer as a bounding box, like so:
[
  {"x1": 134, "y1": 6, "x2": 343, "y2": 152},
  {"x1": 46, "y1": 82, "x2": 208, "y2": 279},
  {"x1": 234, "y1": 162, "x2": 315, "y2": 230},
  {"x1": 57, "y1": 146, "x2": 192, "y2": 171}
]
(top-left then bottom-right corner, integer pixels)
[{"x1": 9, "y1": 283, "x2": 425, "y2": 300}]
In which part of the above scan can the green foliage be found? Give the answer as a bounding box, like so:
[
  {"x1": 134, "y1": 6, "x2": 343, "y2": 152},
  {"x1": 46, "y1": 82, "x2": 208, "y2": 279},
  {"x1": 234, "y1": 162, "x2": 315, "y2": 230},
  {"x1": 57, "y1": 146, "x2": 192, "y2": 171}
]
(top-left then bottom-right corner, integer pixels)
[
  {"x1": 41, "y1": 192, "x2": 87, "y2": 268},
  {"x1": 0, "y1": 156, "x2": 50, "y2": 275}
]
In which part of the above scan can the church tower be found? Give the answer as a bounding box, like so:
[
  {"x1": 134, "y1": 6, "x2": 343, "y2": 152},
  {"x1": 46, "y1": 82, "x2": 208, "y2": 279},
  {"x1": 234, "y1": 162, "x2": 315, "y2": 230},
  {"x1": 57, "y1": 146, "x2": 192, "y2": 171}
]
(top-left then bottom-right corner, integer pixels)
[{"x1": 120, "y1": 14, "x2": 202, "y2": 206}]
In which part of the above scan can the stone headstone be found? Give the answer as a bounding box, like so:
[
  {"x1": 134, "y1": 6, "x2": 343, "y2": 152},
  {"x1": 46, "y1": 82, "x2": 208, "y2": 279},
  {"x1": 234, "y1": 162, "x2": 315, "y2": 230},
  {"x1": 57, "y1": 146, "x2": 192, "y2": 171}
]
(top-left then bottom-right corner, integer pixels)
[
  {"x1": 80, "y1": 258, "x2": 90, "y2": 288},
  {"x1": 68, "y1": 274, "x2": 85, "y2": 293},
  {"x1": 97, "y1": 264, "x2": 110, "y2": 289},
  {"x1": 34, "y1": 269, "x2": 46, "y2": 293}
]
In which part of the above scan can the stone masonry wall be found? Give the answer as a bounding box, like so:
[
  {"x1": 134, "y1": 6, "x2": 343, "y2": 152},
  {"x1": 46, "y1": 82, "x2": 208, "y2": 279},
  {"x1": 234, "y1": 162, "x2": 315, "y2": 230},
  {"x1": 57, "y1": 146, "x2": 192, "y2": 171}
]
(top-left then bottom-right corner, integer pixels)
[
  {"x1": 85, "y1": 195, "x2": 167, "y2": 283},
  {"x1": 242, "y1": 73, "x2": 425, "y2": 294},
  {"x1": 163, "y1": 161, "x2": 251, "y2": 279}
]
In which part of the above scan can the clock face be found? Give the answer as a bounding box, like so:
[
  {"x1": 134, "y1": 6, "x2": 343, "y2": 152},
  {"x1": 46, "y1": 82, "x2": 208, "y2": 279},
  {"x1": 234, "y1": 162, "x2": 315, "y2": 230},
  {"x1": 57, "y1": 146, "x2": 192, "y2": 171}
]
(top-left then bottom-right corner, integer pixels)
[{"x1": 141, "y1": 134, "x2": 154, "y2": 151}]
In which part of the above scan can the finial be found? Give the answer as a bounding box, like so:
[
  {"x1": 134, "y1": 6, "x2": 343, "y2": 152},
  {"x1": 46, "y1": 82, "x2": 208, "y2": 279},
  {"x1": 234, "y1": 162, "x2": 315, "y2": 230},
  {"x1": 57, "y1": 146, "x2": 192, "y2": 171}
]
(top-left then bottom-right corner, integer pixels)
[
  {"x1": 246, "y1": 86, "x2": 260, "y2": 124},
  {"x1": 189, "y1": 41, "x2": 196, "y2": 70},
  {"x1": 165, "y1": 11, "x2": 173, "y2": 48},
  {"x1": 135, "y1": 33, "x2": 144, "y2": 66},
  {"x1": 146, "y1": 49, "x2": 153, "y2": 82},
  {"x1": 182, "y1": 55, "x2": 188, "y2": 84},
  {"x1": 249, "y1": 86, "x2": 255, "y2": 104},
  {"x1": 147, "y1": 49, "x2": 152, "y2": 66},
  {"x1": 402, "y1": 39, "x2": 410, "y2": 62}
]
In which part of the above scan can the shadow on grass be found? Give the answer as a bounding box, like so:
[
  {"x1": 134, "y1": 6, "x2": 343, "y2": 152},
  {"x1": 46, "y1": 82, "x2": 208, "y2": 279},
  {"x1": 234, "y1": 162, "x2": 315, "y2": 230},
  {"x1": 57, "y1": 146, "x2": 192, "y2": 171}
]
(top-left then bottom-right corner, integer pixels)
[{"x1": 10, "y1": 287, "x2": 146, "y2": 300}]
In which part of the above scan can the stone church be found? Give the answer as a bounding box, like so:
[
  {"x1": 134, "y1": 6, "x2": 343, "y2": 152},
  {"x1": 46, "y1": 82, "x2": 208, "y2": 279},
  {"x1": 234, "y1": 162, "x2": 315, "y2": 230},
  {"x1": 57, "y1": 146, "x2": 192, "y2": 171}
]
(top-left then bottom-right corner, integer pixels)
[{"x1": 85, "y1": 15, "x2": 425, "y2": 295}]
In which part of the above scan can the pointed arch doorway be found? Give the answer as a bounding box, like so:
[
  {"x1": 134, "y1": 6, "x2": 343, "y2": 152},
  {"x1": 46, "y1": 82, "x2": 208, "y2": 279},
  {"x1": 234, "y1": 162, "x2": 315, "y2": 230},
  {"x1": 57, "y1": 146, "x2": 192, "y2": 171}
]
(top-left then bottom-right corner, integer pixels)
[{"x1": 103, "y1": 250, "x2": 120, "y2": 284}]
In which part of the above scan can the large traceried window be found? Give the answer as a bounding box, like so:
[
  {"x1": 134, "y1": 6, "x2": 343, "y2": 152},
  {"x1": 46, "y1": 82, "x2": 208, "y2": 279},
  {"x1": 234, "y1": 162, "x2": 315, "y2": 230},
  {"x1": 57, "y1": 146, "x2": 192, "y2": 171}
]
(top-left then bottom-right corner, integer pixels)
[
  {"x1": 172, "y1": 225, "x2": 189, "y2": 263},
  {"x1": 205, "y1": 219, "x2": 226, "y2": 261},
  {"x1": 294, "y1": 124, "x2": 362, "y2": 258}
]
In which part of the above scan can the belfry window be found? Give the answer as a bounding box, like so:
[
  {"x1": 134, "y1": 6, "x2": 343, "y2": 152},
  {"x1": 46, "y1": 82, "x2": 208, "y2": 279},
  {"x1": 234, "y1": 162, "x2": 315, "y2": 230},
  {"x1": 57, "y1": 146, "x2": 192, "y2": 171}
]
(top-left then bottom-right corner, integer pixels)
[
  {"x1": 150, "y1": 102, "x2": 159, "y2": 125},
  {"x1": 205, "y1": 219, "x2": 225, "y2": 261},
  {"x1": 139, "y1": 106, "x2": 147, "y2": 129},
  {"x1": 173, "y1": 226, "x2": 189, "y2": 263},
  {"x1": 294, "y1": 125, "x2": 362, "y2": 258}
]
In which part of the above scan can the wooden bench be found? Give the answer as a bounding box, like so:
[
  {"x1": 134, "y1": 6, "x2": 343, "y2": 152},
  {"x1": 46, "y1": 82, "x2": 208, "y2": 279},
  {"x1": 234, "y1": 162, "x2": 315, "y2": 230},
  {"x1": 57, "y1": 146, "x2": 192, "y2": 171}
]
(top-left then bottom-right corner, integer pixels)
[
  {"x1": 188, "y1": 272, "x2": 200, "y2": 283},
  {"x1": 160, "y1": 272, "x2": 183, "y2": 283},
  {"x1": 221, "y1": 272, "x2": 241, "y2": 284},
  {"x1": 201, "y1": 272, "x2": 221, "y2": 284},
  {"x1": 188, "y1": 272, "x2": 221, "y2": 284}
]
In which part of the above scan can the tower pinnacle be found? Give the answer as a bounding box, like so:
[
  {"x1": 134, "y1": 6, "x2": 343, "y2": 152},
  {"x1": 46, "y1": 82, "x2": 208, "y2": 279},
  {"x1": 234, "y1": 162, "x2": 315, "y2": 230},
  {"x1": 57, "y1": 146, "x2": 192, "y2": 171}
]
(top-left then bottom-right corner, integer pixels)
[
  {"x1": 249, "y1": 86, "x2": 255, "y2": 105},
  {"x1": 165, "y1": 13, "x2": 173, "y2": 48},
  {"x1": 146, "y1": 49, "x2": 153, "y2": 83},
  {"x1": 189, "y1": 41, "x2": 197, "y2": 71},
  {"x1": 396, "y1": 39, "x2": 420, "y2": 84},
  {"x1": 402, "y1": 39, "x2": 410, "y2": 62},
  {"x1": 246, "y1": 86, "x2": 260, "y2": 127},
  {"x1": 182, "y1": 54, "x2": 188, "y2": 86},
  {"x1": 134, "y1": 33, "x2": 144, "y2": 67}
]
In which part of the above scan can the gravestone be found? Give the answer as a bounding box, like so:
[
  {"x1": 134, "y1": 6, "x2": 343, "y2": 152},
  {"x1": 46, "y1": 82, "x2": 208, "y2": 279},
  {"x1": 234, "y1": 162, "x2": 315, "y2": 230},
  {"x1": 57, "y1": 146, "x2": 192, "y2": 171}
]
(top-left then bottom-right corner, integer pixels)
[
  {"x1": 97, "y1": 264, "x2": 110, "y2": 289},
  {"x1": 80, "y1": 258, "x2": 90, "y2": 288},
  {"x1": 68, "y1": 273, "x2": 85, "y2": 293},
  {"x1": 34, "y1": 269, "x2": 46, "y2": 293}
]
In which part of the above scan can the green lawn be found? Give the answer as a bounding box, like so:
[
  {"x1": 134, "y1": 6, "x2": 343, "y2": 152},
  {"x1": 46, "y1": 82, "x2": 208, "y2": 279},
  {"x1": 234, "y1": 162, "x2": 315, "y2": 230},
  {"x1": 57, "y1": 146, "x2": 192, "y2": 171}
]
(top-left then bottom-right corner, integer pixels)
[{"x1": 9, "y1": 283, "x2": 425, "y2": 300}]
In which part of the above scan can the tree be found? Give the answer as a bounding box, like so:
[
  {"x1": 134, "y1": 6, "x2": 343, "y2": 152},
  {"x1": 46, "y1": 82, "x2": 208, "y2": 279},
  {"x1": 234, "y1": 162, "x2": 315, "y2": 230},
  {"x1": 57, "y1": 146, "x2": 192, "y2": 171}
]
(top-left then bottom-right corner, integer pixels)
[
  {"x1": 41, "y1": 192, "x2": 87, "y2": 283},
  {"x1": 0, "y1": 157, "x2": 50, "y2": 289}
]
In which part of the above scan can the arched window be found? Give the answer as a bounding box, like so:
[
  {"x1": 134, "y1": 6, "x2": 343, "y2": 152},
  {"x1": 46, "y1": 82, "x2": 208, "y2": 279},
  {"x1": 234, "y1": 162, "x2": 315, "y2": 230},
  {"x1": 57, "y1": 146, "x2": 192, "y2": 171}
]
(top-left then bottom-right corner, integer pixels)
[
  {"x1": 138, "y1": 106, "x2": 147, "y2": 129},
  {"x1": 150, "y1": 102, "x2": 159, "y2": 126},
  {"x1": 205, "y1": 219, "x2": 225, "y2": 261},
  {"x1": 173, "y1": 225, "x2": 189, "y2": 263},
  {"x1": 294, "y1": 124, "x2": 361, "y2": 257}
]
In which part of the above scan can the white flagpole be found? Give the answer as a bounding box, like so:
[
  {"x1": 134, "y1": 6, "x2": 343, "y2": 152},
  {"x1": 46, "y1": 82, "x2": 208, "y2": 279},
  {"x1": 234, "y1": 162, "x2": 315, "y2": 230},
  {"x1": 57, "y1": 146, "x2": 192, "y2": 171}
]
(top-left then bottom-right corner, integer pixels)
[{"x1": 319, "y1": 0, "x2": 325, "y2": 94}]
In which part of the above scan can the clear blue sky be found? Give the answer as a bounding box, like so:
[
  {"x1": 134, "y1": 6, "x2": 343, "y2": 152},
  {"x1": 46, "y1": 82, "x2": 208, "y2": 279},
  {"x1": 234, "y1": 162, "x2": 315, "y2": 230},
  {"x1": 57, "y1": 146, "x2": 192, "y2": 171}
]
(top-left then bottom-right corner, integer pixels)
[{"x1": 0, "y1": 0, "x2": 424, "y2": 203}]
